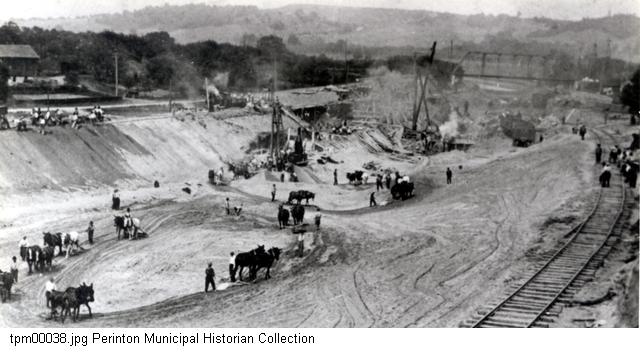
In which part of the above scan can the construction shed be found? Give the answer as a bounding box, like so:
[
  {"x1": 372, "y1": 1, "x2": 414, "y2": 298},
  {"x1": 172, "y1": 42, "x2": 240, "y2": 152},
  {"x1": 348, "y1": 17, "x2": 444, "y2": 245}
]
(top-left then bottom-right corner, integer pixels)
[{"x1": 0, "y1": 44, "x2": 40, "y2": 79}]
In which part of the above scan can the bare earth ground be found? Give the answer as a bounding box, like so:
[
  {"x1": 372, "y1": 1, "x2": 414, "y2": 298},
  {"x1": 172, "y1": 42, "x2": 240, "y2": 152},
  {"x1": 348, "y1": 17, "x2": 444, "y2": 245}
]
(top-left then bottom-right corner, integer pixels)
[{"x1": 0, "y1": 102, "x2": 636, "y2": 327}]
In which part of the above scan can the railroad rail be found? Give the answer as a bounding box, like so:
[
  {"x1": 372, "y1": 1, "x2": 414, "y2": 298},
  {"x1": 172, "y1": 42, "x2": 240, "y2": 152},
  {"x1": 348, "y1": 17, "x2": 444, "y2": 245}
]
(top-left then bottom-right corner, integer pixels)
[{"x1": 466, "y1": 129, "x2": 627, "y2": 328}]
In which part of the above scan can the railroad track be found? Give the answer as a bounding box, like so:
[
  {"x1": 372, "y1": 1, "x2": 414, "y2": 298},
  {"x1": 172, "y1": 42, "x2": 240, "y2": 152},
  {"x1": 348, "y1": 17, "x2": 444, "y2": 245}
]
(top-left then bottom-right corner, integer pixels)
[{"x1": 464, "y1": 129, "x2": 627, "y2": 328}]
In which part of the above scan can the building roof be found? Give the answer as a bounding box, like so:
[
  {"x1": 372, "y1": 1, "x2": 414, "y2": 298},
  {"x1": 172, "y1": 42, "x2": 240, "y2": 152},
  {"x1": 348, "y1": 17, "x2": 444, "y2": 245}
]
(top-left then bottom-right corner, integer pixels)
[
  {"x1": 0, "y1": 45, "x2": 40, "y2": 59},
  {"x1": 275, "y1": 87, "x2": 341, "y2": 110}
]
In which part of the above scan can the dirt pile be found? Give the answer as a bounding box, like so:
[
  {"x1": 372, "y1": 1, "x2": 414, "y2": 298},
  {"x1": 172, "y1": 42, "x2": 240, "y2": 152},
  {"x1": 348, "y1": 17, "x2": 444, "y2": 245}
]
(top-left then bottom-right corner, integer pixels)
[{"x1": 0, "y1": 114, "x2": 269, "y2": 195}]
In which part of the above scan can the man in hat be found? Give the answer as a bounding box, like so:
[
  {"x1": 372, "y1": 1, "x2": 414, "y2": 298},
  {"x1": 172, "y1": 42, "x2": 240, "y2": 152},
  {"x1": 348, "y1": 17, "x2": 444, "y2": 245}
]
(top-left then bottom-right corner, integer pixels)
[
  {"x1": 45, "y1": 277, "x2": 57, "y2": 308},
  {"x1": 19, "y1": 236, "x2": 28, "y2": 261},
  {"x1": 228, "y1": 252, "x2": 236, "y2": 283},
  {"x1": 112, "y1": 189, "x2": 120, "y2": 210},
  {"x1": 205, "y1": 263, "x2": 216, "y2": 292}
]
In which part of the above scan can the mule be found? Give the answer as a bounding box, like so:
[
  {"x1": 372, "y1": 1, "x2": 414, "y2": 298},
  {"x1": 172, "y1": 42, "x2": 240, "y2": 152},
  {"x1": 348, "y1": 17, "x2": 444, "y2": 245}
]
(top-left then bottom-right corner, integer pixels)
[
  {"x1": 278, "y1": 206, "x2": 290, "y2": 229},
  {"x1": 63, "y1": 232, "x2": 82, "y2": 258},
  {"x1": 43, "y1": 232, "x2": 64, "y2": 256},
  {"x1": 26, "y1": 246, "x2": 43, "y2": 274},
  {"x1": 48, "y1": 290, "x2": 71, "y2": 323},
  {"x1": 234, "y1": 245, "x2": 266, "y2": 281},
  {"x1": 291, "y1": 204, "x2": 305, "y2": 225},
  {"x1": 251, "y1": 247, "x2": 281, "y2": 280},
  {"x1": 65, "y1": 283, "x2": 95, "y2": 321},
  {"x1": 0, "y1": 271, "x2": 14, "y2": 302},
  {"x1": 113, "y1": 216, "x2": 141, "y2": 240}
]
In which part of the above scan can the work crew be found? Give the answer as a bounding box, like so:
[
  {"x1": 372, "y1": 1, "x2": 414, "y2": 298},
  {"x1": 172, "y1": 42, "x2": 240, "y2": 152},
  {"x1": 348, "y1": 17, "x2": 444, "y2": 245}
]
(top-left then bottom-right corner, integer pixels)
[
  {"x1": 45, "y1": 277, "x2": 57, "y2": 308},
  {"x1": 229, "y1": 252, "x2": 236, "y2": 283},
  {"x1": 205, "y1": 263, "x2": 216, "y2": 293},
  {"x1": 595, "y1": 144, "x2": 602, "y2": 164},
  {"x1": 10, "y1": 256, "x2": 18, "y2": 283},
  {"x1": 369, "y1": 192, "x2": 377, "y2": 207},
  {"x1": 19, "y1": 236, "x2": 28, "y2": 261},
  {"x1": 271, "y1": 184, "x2": 277, "y2": 202},
  {"x1": 446, "y1": 167, "x2": 453, "y2": 185}
]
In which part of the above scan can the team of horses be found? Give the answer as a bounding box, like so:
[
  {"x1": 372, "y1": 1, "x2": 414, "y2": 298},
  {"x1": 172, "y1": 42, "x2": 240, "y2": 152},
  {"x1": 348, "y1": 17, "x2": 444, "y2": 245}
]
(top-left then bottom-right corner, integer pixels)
[
  {"x1": 48, "y1": 283, "x2": 95, "y2": 323},
  {"x1": 234, "y1": 245, "x2": 281, "y2": 281},
  {"x1": 113, "y1": 215, "x2": 143, "y2": 240},
  {"x1": 278, "y1": 204, "x2": 305, "y2": 229}
]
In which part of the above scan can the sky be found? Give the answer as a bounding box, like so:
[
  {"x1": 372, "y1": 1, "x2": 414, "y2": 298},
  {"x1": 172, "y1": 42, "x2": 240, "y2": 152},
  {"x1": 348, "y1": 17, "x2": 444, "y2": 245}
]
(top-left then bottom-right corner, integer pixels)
[{"x1": 1, "y1": 0, "x2": 639, "y2": 21}]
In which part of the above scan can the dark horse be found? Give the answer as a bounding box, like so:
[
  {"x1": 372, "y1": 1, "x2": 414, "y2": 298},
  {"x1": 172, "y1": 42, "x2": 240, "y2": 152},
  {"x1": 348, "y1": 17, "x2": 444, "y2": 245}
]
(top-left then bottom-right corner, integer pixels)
[
  {"x1": 251, "y1": 247, "x2": 281, "y2": 280},
  {"x1": 234, "y1": 245, "x2": 266, "y2": 281},
  {"x1": 0, "y1": 271, "x2": 15, "y2": 302},
  {"x1": 41, "y1": 246, "x2": 54, "y2": 271},
  {"x1": 287, "y1": 190, "x2": 315, "y2": 205},
  {"x1": 65, "y1": 283, "x2": 95, "y2": 321},
  {"x1": 278, "y1": 205, "x2": 290, "y2": 229},
  {"x1": 43, "y1": 232, "x2": 64, "y2": 256},
  {"x1": 291, "y1": 204, "x2": 305, "y2": 225},
  {"x1": 26, "y1": 246, "x2": 43, "y2": 274},
  {"x1": 48, "y1": 290, "x2": 71, "y2": 323}
]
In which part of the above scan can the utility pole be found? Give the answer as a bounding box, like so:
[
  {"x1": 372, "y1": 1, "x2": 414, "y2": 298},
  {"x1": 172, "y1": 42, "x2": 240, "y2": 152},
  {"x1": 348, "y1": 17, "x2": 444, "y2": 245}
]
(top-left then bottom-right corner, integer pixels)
[
  {"x1": 344, "y1": 40, "x2": 349, "y2": 83},
  {"x1": 449, "y1": 40, "x2": 453, "y2": 60},
  {"x1": 114, "y1": 52, "x2": 119, "y2": 97}
]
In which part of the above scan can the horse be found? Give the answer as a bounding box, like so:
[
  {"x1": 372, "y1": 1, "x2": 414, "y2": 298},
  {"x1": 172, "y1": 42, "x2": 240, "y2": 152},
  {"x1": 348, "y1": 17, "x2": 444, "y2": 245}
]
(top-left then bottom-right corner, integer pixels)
[
  {"x1": 291, "y1": 204, "x2": 305, "y2": 225},
  {"x1": 234, "y1": 245, "x2": 266, "y2": 281},
  {"x1": 391, "y1": 181, "x2": 415, "y2": 200},
  {"x1": 43, "y1": 232, "x2": 64, "y2": 256},
  {"x1": 113, "y1": 216, "x2": 141, "y2": 240},
  {"x1": 41, "y1": 246, "x2": 55, "y2": 271},
  {"x1": 346, "y1": 171, "x2": 364, "y2": 184},
  {"x1": 65, "y1": 283, "x2": 95, "y2": 321},
  {"x1": 63, "y1": 232, "x2": 82, "y2": 258},
  {"x1": 251, "y1": 247, "x2": 281, "y2": 280},
  {"x1": 0, "y1": 271, "x2": 14, "y2": 302},
  {"x1": 26, "y1": 246, "x2": 43, "y2": 274},
  {"x1": 48, "y1": 290, "x2": 71, "y2": 323},
  {"x1": 288, "y1": 190, "x2": 315, "y2": 204},
  {"x1": 278, "y1": 205, "x2": 290, "y2": 229}
]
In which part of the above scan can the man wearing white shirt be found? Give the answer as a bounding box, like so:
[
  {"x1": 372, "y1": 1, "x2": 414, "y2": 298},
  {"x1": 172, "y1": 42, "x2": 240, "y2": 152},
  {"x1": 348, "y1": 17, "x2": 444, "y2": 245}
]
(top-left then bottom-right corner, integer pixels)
[
  {"x1": 229, "y1": 252, "x2": 237, "y2": 282},
  {"x1": 45, "y1": 277, "x2": 57, "y2": 308},
  {"x1": 19, "y1": 236, "x2": 28, "y2": 261}
]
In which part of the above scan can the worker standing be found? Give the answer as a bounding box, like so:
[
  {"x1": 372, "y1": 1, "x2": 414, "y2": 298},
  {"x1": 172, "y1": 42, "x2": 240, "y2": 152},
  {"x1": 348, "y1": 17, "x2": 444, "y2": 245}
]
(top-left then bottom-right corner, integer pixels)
[
  {"x1": 333, "y1": 169, "x2": 338, "y2": 185},
  {"x1": 314, "y1": 214, "x2": 321, "y2": 230},
  {"x1": 19, "y1": 236, "x2": 28, "y2": 261},
  {"x1": 446, "y1": 167, "x2": 453, "y2": 185},
  {"x1": 112, "y1": 189, "x2": 120, "y2": 210},
  {"x1": 225, "y1": 198, "x2": 230, "y2": 215},
  {"x1": 205, "y1": 263, "x2": 216, "y2": 293},
  {"x1": 579, "y1": 125, "x2": 587, "y2": 140},
  {"x1": 595, "y1": 144, "x2": 602, "y2": 164},
  {"x1": 369, "y1": 192, "x2": 377, "y2": 207},
  {"x1": 229, "y1": 252, "x2": 236, "y2": 283},
  {"x1": 86, "y1": 221, "x2": 95, "y2": 245},
  {"x1": 45, "y1": 277, "x2": 57, "y2": 308},
  {"x1": 10, "y1": 256, "x2": 18, "y2": 283},
  {"x1": 297, "y1": 233, "x2": 304, "y2": 257},
  {"x1": 271, "y1": 184, "x2": 277, "y2": 202},
  {"x1": 376, "y1": 174, "x2": 383, "y2": 191}
]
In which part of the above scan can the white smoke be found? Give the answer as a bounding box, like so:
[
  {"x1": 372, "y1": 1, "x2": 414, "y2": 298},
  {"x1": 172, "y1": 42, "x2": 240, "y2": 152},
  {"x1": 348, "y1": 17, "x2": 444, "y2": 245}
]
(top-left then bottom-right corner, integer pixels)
[{"x1": 439, "y1": 111, "x2": 461, "y2": 138}]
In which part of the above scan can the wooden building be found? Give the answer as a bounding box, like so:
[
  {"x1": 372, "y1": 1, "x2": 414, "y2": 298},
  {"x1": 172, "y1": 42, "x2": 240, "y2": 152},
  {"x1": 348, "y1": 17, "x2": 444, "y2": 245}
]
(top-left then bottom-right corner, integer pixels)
[{"x1": 0, "y1": 44, "x2": 40, "y2": 79}]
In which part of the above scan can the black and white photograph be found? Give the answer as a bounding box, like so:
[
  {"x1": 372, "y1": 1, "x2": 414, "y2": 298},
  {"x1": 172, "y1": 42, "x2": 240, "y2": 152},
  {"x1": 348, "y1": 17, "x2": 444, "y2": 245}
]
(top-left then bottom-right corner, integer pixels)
[{"x1": 0, "y1": 0, "x2": 638, "y2": 334}]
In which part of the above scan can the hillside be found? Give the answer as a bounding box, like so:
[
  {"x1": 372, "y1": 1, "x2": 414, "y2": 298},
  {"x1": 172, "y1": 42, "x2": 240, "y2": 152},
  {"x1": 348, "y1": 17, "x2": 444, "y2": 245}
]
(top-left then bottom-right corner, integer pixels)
[{"x1": 14, "y1": 4, "x2": 640, "y2": 62}]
